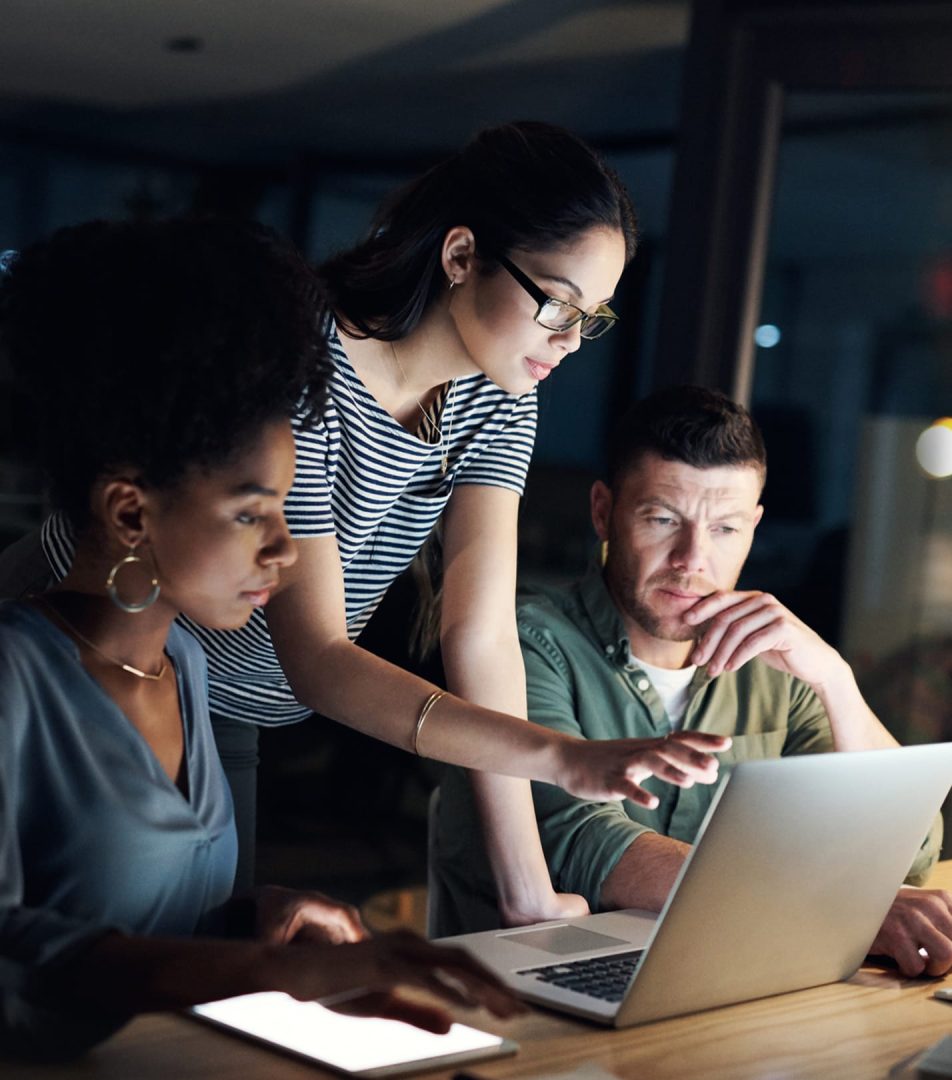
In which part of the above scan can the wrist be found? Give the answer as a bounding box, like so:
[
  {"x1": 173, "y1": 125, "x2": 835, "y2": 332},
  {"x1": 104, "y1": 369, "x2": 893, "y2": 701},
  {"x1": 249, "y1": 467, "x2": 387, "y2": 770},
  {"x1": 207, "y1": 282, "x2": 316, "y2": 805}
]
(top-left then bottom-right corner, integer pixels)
[
  {"x1": 545, "y1": 730, "x2": 583, "y2": 789},
  {"x1": 259, "y1": 941, "x2": 307, "y2": 997},
  {"x1": 497, "y1": 883, "x2": 561, "y2": 927},
  {"x1": 811, "y1": 656, "x2": 859, "y2": 708}
]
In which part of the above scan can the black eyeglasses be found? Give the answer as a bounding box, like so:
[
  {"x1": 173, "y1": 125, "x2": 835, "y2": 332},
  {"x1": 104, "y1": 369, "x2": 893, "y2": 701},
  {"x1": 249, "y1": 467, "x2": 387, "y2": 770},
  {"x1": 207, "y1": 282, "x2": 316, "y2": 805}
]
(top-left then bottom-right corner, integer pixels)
[{"x1": 496, "y1": 254, "x2": 619, "y2": 340}]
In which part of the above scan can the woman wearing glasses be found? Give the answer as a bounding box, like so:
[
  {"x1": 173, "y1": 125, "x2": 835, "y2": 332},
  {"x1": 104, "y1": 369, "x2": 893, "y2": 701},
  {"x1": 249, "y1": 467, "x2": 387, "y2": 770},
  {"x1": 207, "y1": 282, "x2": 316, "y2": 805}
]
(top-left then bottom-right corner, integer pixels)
[{"x1": 34, "y1": 122, "x2": 729, "y2": 927}]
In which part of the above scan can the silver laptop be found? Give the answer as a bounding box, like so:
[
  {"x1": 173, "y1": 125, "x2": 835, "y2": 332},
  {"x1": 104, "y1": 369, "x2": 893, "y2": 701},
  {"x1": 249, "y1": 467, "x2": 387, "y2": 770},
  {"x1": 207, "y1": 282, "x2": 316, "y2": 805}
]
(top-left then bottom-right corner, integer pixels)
[{"x1": 441, "y1": 744, "x2": 952, "y2": 1027}]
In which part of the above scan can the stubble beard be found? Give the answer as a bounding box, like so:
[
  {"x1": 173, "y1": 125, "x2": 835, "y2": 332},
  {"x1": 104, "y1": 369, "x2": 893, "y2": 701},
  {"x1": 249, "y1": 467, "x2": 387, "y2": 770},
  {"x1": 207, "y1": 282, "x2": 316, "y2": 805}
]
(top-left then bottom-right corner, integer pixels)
[
  {"x1": 620, "y1": 592, "x2": 700, "y2": 643},
  {"x1": 606, "y1": 565, "x2": 712, "y2": 644}
]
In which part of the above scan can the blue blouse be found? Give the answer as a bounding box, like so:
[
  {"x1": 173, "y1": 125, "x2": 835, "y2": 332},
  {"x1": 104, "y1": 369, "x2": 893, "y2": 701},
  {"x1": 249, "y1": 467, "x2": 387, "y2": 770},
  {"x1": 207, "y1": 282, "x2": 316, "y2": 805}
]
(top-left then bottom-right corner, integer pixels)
[{"x1": 0, "y1": 601, "x2": 237, "y2": 1055}]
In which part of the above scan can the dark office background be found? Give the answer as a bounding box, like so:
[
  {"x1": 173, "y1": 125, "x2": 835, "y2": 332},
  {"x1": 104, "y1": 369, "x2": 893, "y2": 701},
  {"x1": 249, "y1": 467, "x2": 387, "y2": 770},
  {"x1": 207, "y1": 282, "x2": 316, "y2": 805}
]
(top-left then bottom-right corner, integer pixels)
[{"x1": 1, "y1": 0, "x2": 950, "y2": 899}]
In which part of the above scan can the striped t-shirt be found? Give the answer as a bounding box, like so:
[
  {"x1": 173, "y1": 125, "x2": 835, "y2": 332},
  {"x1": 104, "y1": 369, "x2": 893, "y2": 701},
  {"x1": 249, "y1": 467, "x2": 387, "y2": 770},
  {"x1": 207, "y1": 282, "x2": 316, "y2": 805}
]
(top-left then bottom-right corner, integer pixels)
[{"x1": 41, "y1": 327, "x2": 538, "y2": 724}]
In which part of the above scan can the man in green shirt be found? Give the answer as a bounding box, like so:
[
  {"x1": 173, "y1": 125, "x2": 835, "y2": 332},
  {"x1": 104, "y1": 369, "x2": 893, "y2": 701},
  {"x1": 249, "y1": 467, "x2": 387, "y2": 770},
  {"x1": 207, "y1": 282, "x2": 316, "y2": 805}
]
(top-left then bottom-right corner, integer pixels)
[{"x1": 435, "y1": 385, "x2": 950, "y2": 977}]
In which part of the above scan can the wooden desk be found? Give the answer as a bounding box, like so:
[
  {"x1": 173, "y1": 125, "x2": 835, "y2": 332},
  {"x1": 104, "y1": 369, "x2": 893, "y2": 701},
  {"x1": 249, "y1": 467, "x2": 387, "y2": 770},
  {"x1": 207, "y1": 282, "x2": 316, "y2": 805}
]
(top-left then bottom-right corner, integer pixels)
[{"x1": 8, "y1": 863, "x2": 952, "y2": 1080}]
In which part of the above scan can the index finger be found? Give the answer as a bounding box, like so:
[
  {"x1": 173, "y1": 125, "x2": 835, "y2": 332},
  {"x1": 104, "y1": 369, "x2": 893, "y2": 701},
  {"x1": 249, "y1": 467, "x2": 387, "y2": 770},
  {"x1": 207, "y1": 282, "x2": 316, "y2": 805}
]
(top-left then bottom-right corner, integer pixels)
[
  {"x1": 912, "y1": 915, "x2": 952, "y2": 977},
  {"x1": 684, "y1": 590, "x2": 762, "y2": 625},
  {"x1": 667, "y1": 732, "x2": 733, "y2": 753},
  {"x1": 331, "y1": 990, "x2": 454, "y2": 1033},
  {"x1": 295, "y1": 900, "x2": 369, "y2": 944},
  {"x1": 428, "y1": 962, "x2": 526, "y2": 1018},
  {"x1": 388, "y1": 934, "x2": 527, "y2": 1017}
]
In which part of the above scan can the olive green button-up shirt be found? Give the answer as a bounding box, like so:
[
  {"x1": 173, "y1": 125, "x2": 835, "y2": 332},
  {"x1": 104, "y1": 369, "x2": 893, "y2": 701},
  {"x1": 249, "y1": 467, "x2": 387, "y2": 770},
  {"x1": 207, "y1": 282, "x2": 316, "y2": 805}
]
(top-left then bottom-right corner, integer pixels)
[{"x1": 434, "y1": 563, "x2": 940, "y2": 936}]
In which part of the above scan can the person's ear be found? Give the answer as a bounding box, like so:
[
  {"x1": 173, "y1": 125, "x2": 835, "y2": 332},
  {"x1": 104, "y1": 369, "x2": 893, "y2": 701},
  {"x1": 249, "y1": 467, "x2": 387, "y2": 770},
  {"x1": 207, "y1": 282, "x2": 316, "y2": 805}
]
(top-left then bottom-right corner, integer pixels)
[
  {"x1": 441, "y1": 226, "x2": 477, "y2": 287},
  {"x1": 590, "y1": 480, "x2": 613, "y2": 542},
  {"x1": 753, "y1": 504, "x2": 764, "y2": 530},
  {"x1": 98, "y1": 476, "x2": 149, "y2": 550}
]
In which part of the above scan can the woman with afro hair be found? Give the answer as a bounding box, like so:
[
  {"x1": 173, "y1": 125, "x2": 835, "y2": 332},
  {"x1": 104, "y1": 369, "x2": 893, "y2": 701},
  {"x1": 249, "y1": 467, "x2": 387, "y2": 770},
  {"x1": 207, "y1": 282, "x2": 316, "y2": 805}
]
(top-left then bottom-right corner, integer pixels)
[{"x1": 0, "y1": 218, "x2": 519, "y2": 1058}]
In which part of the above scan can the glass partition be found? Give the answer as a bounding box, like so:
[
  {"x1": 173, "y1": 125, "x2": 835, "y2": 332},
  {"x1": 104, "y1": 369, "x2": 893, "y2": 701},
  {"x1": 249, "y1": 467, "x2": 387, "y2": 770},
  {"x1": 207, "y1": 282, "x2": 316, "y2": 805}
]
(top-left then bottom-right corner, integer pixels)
[{"x1": 749, "y1": 93, "x2": 952, "y2": 748}]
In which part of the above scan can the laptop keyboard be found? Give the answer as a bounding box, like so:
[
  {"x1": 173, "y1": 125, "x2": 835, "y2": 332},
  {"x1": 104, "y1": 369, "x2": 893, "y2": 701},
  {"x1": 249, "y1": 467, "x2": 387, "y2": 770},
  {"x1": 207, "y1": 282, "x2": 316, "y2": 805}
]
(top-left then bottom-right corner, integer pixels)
[{"x1": 518, "y1": 949, "x2": 643, "y2": 1003}]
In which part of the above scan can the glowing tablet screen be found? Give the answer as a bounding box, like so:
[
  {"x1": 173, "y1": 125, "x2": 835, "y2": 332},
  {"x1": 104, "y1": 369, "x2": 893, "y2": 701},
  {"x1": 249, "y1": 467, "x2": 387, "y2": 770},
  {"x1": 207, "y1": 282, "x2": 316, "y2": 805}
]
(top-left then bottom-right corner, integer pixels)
[{"x1": 192, "y1": 991, "x2": 514, "y2": 1077}]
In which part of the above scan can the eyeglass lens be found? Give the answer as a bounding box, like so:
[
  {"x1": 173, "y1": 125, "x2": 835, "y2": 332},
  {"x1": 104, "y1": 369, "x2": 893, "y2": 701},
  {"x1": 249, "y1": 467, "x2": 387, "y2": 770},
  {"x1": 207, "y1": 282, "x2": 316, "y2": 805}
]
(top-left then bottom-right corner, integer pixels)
[{"x1": 537, "y1": 299, "x2": 616, "y2": 339}]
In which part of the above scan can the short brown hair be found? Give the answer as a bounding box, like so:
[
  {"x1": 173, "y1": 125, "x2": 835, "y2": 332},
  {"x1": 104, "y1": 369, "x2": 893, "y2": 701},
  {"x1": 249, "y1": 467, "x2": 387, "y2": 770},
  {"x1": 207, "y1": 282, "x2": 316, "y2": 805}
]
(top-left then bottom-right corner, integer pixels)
[{"x1": 606, "y1": 385, "x2": 767, "y2": 489}]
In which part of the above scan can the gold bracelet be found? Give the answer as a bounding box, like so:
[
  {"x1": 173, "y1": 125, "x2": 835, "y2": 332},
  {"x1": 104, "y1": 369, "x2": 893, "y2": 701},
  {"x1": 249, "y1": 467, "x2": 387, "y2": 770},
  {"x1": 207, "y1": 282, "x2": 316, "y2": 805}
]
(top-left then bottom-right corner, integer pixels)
[{"x1": 413, "y1": 690, "x2": 446, "y2": 757}]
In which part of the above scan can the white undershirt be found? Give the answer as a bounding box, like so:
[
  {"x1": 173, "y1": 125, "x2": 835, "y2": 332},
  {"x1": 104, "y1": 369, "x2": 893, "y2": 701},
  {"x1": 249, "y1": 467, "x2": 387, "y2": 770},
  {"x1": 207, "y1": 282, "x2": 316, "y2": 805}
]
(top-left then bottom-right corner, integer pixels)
[{"x1": 628, "y1": 652, "x2": 697, "y2": 731}]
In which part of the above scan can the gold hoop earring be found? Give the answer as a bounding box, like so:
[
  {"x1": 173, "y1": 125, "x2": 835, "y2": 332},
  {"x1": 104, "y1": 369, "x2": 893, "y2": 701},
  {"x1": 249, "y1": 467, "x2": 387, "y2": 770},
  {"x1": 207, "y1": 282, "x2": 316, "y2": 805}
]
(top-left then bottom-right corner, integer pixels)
[
  {"x1": 105, "y1": 545, "x2": 160, "y2": 613},
  {"x1": 600, "y1": 540, "x2": 609, "y2": 566}
]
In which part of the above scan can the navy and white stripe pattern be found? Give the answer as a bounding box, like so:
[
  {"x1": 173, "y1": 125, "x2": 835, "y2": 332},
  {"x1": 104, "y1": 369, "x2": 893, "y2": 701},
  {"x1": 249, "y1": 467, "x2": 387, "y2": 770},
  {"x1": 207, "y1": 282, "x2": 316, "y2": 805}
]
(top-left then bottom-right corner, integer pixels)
[
  {"x1": 415, "y1": 381, "x2": 450, "y2": 446},
  {"x1": 42, "y1": 327, "x2": 537, "y2": 725}
]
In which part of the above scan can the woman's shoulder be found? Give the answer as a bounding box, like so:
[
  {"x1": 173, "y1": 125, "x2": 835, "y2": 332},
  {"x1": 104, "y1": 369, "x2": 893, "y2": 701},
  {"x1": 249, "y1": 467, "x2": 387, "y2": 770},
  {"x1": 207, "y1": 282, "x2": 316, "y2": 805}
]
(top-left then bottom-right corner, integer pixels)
[
  {"x1": 449, "y1": 379, "x2": 538, "y2": 463},
  {"x1": 0, "y1": 598, "x2": 58, "y2": 645},
  {"x1": 0, "y1": 600, "x2": 78, "y2": 702},
  {"x1": 290, "y1": 323, "x2": 342, "y2": 446}
]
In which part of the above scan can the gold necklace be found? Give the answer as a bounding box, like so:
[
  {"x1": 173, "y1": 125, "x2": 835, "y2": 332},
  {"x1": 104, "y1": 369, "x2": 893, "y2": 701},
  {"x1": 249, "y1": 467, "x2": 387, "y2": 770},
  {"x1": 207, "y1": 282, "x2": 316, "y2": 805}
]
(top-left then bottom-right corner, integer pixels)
[
  {"x1": 36, "y1": 596, "x2": 168, "y2": 681},
  {"x1": 390, "y1": 342, "x2": 457, "y2": 475},
  {"x1": 440, "y1": 380, "x2": 457, "y2": 476}
]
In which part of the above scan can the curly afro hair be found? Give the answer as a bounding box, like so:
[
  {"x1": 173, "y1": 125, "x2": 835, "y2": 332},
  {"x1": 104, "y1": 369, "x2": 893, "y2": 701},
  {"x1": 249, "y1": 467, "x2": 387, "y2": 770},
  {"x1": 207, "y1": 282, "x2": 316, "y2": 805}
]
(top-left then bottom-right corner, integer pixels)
[{"x1": 1, "y1": 217, "x2": 331, "y2": 528}]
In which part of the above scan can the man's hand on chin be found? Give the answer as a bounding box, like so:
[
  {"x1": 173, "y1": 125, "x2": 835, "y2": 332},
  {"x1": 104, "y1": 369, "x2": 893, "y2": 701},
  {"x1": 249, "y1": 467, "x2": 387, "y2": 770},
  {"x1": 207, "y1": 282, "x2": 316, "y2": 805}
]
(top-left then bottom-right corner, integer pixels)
[
  {"x1": 684, "y1": 589, "x2": 842, "y2": 685},
  {"x1": 868, "y1": 886, "x2": 952, "y2": 977}
]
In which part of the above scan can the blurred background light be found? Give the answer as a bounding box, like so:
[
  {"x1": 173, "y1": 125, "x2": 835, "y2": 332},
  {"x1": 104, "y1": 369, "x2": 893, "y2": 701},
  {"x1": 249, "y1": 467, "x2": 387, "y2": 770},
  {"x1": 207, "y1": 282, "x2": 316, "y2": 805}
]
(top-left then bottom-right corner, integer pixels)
[
  {"x1": 916, "y1": 418, "x2": 952, "y2": 478},
  {"x1": 754, "y1": 323, "x2": 782, "y2": 348}
]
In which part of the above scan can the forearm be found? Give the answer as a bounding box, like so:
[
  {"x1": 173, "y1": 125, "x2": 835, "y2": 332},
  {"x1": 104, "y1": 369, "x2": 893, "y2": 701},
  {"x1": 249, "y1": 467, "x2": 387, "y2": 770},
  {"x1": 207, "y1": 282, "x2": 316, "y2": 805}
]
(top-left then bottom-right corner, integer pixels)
[
  {"x1": 40, "y1": 927, "x2": 524, "y2": 1042},
  {"x1": 287, "y1": 634, "x2": 572, "y2": 780},
  {"x1": 441, "y1": 627, "x2": 561, "y2": 922},
  {"x1": 599, "y1": 833, "x2": 691, "y2": 913},
  {"x1": 813, "y1": 661, "x2": 898, "y2": 751},
  {"x1": 268, "y1": 565, "x2": 705, "y2": 805},
  {"x1": 265, "y1": 534, "x2": 571, "y2": 779},
  {"x1": 46, "y1": 932, "x2": 283, "y2": 1015}
]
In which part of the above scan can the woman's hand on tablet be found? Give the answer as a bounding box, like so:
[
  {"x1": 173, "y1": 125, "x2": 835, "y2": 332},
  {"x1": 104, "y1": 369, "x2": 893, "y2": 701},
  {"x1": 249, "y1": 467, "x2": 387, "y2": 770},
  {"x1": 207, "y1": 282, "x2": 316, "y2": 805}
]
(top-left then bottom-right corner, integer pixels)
[{"x1": 281, "y1": 930, "x2": 525, "y2": 1033}]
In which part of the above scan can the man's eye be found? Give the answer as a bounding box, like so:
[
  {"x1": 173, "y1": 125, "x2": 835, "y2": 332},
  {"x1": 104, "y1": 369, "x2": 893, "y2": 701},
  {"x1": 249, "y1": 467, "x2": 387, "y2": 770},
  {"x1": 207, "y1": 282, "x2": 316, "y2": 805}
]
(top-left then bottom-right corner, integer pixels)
[
  {"x1": 714, "y1": 525, "x2": 738, "y2": 535},
  {"x1": 648, "y1": 516, "x2": 676, "y2": 526},
  {"x1": 236, "y1": 512, "x2": 260, "y2": 525}
]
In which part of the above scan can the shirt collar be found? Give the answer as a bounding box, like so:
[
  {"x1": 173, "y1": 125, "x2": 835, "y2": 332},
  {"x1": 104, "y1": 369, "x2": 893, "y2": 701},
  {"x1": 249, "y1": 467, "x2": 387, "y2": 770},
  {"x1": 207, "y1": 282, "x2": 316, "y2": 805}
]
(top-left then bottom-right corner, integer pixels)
[{"x1": 578, "y1": 551, "x2": 633, "y2": 662}]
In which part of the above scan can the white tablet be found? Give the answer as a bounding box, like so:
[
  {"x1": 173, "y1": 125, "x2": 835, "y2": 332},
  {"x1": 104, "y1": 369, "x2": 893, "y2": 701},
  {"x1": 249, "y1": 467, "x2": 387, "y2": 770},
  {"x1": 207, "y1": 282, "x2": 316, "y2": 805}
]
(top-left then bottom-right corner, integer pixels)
[{"x1": 190, "y1": 991, "x2": 518, "y2": 1078}]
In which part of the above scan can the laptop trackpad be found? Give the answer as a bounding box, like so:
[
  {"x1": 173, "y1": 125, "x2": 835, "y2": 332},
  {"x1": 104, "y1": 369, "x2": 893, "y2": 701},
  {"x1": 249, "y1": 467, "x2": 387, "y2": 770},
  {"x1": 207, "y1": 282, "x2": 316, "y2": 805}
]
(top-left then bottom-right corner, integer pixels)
[{"x1": 498, "y1": 926, "x2": 629, "y2": 955}]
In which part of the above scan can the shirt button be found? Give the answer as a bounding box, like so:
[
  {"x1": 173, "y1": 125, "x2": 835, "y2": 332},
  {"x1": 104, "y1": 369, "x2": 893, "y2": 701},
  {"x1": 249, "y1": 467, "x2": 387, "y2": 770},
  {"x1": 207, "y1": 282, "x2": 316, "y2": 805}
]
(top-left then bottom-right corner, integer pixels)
[
  {"x1": 605, "y1": 645, "x2": 616, "y2": 656},
  {"x1": 636, "y1": 678, "x2": 650, "y2": 692}
]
